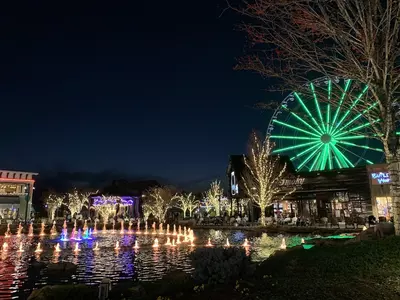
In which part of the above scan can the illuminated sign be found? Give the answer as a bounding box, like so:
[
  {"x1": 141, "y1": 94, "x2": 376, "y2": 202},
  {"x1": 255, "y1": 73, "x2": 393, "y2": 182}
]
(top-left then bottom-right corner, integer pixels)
[
  {"x1": 280, "y1": 177, "x2": 305, "y2": 187},
  {"x1": 371, "y1": 172, "x2": 391, "y2": 185}
]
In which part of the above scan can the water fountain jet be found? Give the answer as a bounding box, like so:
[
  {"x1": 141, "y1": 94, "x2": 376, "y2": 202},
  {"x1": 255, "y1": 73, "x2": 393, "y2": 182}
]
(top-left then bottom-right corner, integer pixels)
[
  {"x1": 35, "y1": 243, "x2": 43, "y2": 253},
  {"x1": 225, "y1": 238, "x2": 230, "y2": 247},
  {"x1": 136, "y1": 221, "x2": 141, "y2": 234},
  {"x1": 280, "y1": 238, "x2": 286, "y2": 250},
  {"x1": 166, "y1": 224, "x2": 170, "y2": 235},
  {"x1": 74, "y1": 243, "x2": 81, "y2": 252},
  {"x1": 206, "y1": 238, "x2": 213, "y2": 247},
  {"x1": 50, "y1": 221, "x2": 57, "y2": 236},
  {"x1": 93, "y1": 220, "x2": 98, "y2": 234},
  {"x1": 54, "y1": 243, "x2": 61, "y2": 252},
  {"x1": 152, "y1": 238, "x2": 159, "y2": 248},
  {"x1": 172, "y1": 224, "x2": 177, "y2": 236},
  {"x1": 40, "y1": 222, "x2": 46, "y2": 236},
  {"x1": 120, "y1": 221, "x2": 124, "y2": 235},
  {"x1": 115, "y1": 241, "x2": 120, "y2": 250},
  {"x1": 242, "y1": 238, "x2": 250, "y2": 247},
  {"x1": 28, "y1": 223, "x2": 34, "y2": 237},
  {"x1": 82, "y1": 220, "x2": 88, "y2": 232},
  {"x1": 165, "y1": 237, "x2": 171, "y2": 246},
  {"x1": 5, "y1": 224, "x2": 11, "y2": 238},
  {"x1": 2, "y1": 242, "x2": 8, "y2": 251},
  {"x1": 93, "y1": 242, "x2": 99, "y2": 251},
  {"x1": 159, "y1": 223, "x2": 164, "y2": 235},
  {"x1": 133, "y1": 240, "x2": 139, "y2": 249},
  {"x1": 144, "y1": 222, "x2": 148, "y2": 235},
  {"x1": 16, "y1": 223, "x2": 23, "y2": 237},
  {"x1": 17, "y1": 242, "x2": 24, "y2": 253},
  {"x1": 152, "y1": 222, "x2": 156, "y2": 235}
]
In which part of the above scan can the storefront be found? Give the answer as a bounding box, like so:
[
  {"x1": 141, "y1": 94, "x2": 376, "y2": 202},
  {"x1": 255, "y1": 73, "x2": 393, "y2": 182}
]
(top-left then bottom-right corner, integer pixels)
[
  {"x1": 0, "y1": 170, "x2": 38, "y2": 221},
  {"x1": 367, "y1": 164, "x2": 391, "y2": 220}
]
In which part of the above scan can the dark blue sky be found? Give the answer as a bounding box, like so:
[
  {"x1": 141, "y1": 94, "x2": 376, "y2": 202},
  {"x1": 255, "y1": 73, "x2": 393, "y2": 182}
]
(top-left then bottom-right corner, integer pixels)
[{"x1": 0, "y1": 1, "x2": 274, "y2": 185}]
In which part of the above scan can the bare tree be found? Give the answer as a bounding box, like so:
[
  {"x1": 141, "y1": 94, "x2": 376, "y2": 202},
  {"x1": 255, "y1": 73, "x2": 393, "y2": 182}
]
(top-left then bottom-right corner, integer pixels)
[
  {"x1": 242, "y1": 132, "x2": 295, "y2": 225},
  {"x1": 144, "y1": 186, "x2": 175, "y2": 223},
  {"x1": 44, "y1": 192, "x2": 64, "y2": 221},
  {"x1": 173, "y1": 193, "x2": 199, "y2": 218},
  {"x1": 233, "y1": 0, "x2": 400, "y2": 233},
  {"x1": 204, "y1": 180, "x2": 223, "y2": 216}
]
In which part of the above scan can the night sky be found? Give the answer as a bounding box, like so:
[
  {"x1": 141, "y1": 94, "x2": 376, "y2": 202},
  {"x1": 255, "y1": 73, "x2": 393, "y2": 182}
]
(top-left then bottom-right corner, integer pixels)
[{"x1": 0, "y1": 1, "x2": 273, "y2": 186}]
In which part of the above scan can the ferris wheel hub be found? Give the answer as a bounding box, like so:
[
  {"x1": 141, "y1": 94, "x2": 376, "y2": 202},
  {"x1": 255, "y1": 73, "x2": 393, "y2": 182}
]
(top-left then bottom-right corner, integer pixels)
[{"x1": 320, "y1": 134, "x2": 332, "y2": 144}]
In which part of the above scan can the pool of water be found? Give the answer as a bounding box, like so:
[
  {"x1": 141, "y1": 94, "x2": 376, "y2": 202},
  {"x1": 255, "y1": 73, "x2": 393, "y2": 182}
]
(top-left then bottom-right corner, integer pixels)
[{"x1": 0, "y1": 229, "x2": 355, "y2": 298}]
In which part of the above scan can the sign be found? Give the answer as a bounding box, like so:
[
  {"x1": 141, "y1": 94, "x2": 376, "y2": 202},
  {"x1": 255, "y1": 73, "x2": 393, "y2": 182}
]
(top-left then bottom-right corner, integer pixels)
[
  {"x1": 280, "y1": 177, "x2": 305, "y2": 188},
  {"x1": 371, "y1": 172, "x2": 391, "y2": 185}
]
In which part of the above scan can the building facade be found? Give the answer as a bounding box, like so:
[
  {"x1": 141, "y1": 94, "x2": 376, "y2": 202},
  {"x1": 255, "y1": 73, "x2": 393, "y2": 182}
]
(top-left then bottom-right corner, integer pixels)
[
  {"x1": 227, "y1": 155, "x2": 389, "y2": 221},
  {"x1": 0, "y1": 170, "x2": 38, "y2": 221}
]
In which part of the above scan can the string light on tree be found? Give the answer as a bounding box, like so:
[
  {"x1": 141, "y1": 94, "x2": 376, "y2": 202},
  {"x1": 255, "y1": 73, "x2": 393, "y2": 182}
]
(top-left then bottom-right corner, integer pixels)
[
  {"x1": 204, "y1": 181, "x2": 223, "y2": 217},
  {"x1": 172, "y1": 192, "x2": 199, "y2": 218}
]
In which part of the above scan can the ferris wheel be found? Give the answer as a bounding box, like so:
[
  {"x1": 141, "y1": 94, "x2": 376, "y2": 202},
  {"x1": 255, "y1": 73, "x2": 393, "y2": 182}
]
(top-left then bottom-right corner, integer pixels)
[{"x1": 267, "y1": 77, "x2": 384, "y2": 172}]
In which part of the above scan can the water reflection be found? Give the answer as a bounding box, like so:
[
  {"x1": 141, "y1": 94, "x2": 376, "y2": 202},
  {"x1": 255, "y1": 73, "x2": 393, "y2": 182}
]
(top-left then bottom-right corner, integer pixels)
[{"x1": 0, "y1": 229, "x2": 320, "y2": 297}]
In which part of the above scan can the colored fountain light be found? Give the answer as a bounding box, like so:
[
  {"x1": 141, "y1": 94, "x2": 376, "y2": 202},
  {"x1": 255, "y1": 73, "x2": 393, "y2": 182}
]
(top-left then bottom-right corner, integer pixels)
[
  {"x1": 35, "y1": 243, "x2": 43, "y2": 253},
  {"x1": 83, "y1": 220, "x2": 88, "y2": 232},
  {"x1": 133, "y1": 240, "x2": 139, "y2": 250},
  {"x1": 50, "y1": 221, "x2": 57, "y2": 236},
  {"x1": 120, "y1": 221, "x2": 124, "y2": 235},
  {"x1": 17, "y1": 223, "x2": 23, "y2": 237},
  {"x1": 93, "y1": 242, "x2": 100, "y2": 251},
  {"x1": 115, "y1": 241, "x2": 120, "y2": 250},
  {"x1": 280, "y1": 238, "x2": 287, "y2": 250},
  {"x1": 28, "y1": 223, "x2": 34, "y2": 237},
  {"x1": 60, "y1": 227, "x2": 69, "y2": 241},
  {"x1": 93, "y1": 220, "x2": 98, "y2": 234},
  {"x1": 70, "y1": 226, "x2": 76, "y2": 240},
  {"x1": 206, "y1": 238, "x2": 213, "y2": 247},
  {"x1": 159, "y1": 223, "x2": 163, "y2": 235},
  {"x1": 82, "y1": 228, "x2": 92, "y2": 240},
  {"x1": 2, "y1": 242, "x2": 8, "y2": 251},
  {"x1": 40, "y1": 222, "x2": 45, "y2": 236},
  {"x1": 172, "y1": 225, "x2": 177, "y2": 236},
  {"x1": 17, "y1": 242, "x2": 24, "y2": 253},
  {"x1": 301, "y1": 238, "x2": 305, "y2": 244},
  {"x1": 54, "y1": 243, "x2": 61, "y2": 252},
  {"x1": 243, "y1": 238, "x2": 250, "y2": 247},
  {"x1": 128, "y1": 221, "x2": 133, "y2": 234},
  {"x1": 152, "y1": 238, "x2": 159, "y2": 248},
  {"x1": 74, "y1": 229, "x2": 82, "y2": 241},
  {"x1": 152, "y1": 222, "x2": 156, "y2": 235},
  {"x1": 225, "y1": 238, "x2": 230, "y2": 247},
  {"x1": 136, "y1": 222, "x2": 141, "y2": 234},
  {"x1": 165, "y1": 237, "x2": 171, "y2": 246},
  {"x1": 74, "y1": 243, "x2": 81, "y2": 252}
]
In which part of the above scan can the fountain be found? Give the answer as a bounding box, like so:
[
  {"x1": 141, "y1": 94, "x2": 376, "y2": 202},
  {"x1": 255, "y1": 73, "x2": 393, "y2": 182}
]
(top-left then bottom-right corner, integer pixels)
[
  {"x1": 166, "y1": 224, "x2": 170, "y2": 235},
  {"x1": 206, "y1": 238, "x2": 213, "y2": 247},
  {"x1": 133, "y1": 240, "x2": 139, "y2": 249},
  {"x1": 115, "y1": 241, "x2": 120, "y2": 250},
  {"x1": 225, "y1": 238, "x2": 230, "y2": 247},
  {"x1": 60, "y1": 223, "x2": 69, "y2": 241},
  {"x1": 301, "y1": 238, "x2": 305, "y2": 244},
  {"x1": 40, "y1": 222, "x2": 46, "y2": 236},
  {"x1": 171, "y1": 239, "x2": 176, "y2": 247},
  {"x1": 103, "y1": 223, "x2": 107, "y2": 232},
  {"x1": 17, "y1": 242, "x2": 24, "y2": 253},
  {"x1": 159, "y1": 223, "x2": 163, "y2": 235},
  {"x1": 243, "y1": 238, "x2": 250, "y2": 247},
  {"x1": 93, "y1": 220, "x2": 98, "y2": 234},
  {"x1": 54, "y1": 243, "x2": 61, "y2": 252},
  {"x1": 172, "y1": 224, "x2": 177, "y2": 236},
  {"x1": 82, "y1": 228, "x2": 91, "y2": 240},
  {"x1": 5, "y1": 224, "x2": 11, "y2": 238},
  {"x1": 120, "y1": 220, "x2": 124, "y2": 234},
  {"x1": 74, "y1": 243, "x2": 81, "y2": 252},
  {"x1": 165, "y1": 237, "x2": 171, "y2": 246},
  {"x1": 70, "y1": 225, "x2": 76, "y2": 240},
  {"x1": 28, "y1": 223, "x2": 34, "y2": 237},
  {"x1": 83, "y1": 220, "x2": 88, "y2": 232},
  {"x1": 111, "y1": 221, "x2": 116, "y2": 234},
  {"x1": 93, "y1": 242, "x2": 99, "y2": 251},
  {"x1": 178, "y1": 225, "x2": 182, "y2": 236},
  {"x1": 50, "y1": 221, "x2": 57, "y2": 236},
  {"x1": 152, "y1": 222, "x2": 156, "y2": 235},
  {"x1": 2, "y1": 242, "x2": 8, "y2": 251},
  {"x1": 152, "y1": 238, "x2": 159, "y2": 248},
  {"x1": 75, "y1": 229, "x2": 82, "y2": 241},
  {"x1": 144, "y1": 222, "x2": 148, "y2": 235},
  {"x1": 176, "y1": 236, "x2": 181, "y2": 245},
  {"x1": 16, "y1": 223, "x2": 23, "y2": 237},
  {"x1": 280, "y1": 238, "x2": 286, "y2": 250},
  {"x1": 190, "y1": 239, "x2": 195, "y2": 247},
  {"x1": 136, "y1": 221, "x2": 141, "y2": 234},
  {"x1": 128, "y1": 221, "x2": 133, "y2": 234},
  {"x1": 35, "y1": 243, "x2": 43, "y2": 253}
]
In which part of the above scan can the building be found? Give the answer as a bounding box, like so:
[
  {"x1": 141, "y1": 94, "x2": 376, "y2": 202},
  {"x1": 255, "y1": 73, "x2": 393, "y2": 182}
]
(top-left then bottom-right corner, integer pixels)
[
  {"x1": 227, "y1": 155, "x2": 390, "y2": 221},
  {"x1": 0, "y1": 170, "x2": 38, "y2": 221}
]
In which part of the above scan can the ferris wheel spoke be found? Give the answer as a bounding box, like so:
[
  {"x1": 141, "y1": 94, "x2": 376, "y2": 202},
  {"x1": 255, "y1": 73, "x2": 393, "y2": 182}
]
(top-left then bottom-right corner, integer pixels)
[
  {"x1": 310, "y1": 83, "x2": 326, "y2": 132},
  {"x1": 335, "y1": 135, "x2": 366, "y2": 140},
  {"x1": 294, "y1": 92, "x2": 324, "y2": 134},
  {"x1": 309, "y1": 152, "x2": 322, "y2": 171},
  {"x1": 330, "y1": 79, "x2": 352, "y2": 133},
  {"x1": 334, "y1": 119, "x2": 380, "y2": 137},
  {"x1": 336, "y1": 140, "x2": 384, "y2": 152},
  {"x1": 331, "y1": 101, "x2": 378, "y2": 136},
  {"x1": 290, "y1": 143, "x2": 323, "y2": 161},
  {"x1": 331, "y1": 144, "x2": 352, "y2": 168},
  {"x1": 290, "y1": 112, "x2": 323, "y2": 136},
  {"x1": 272, "y1": 120, "x2": 320, "y2": 137},
  {"x1": 327, "y1": 144, "x2": 333, "y2": 170},
  {"x1": 319, "y1": 144, "x2": 330, "y2": 170},
  {"x1": 330, "y1": 85, "x2": 369, "y2": 135},
  {"x1": 296, "y1": 143, "x2": 324, "y2": 171},
  {"x1": 272, "y1": 141, "x2": 320, "y2": 154},
  {"x1": 336, "y1": 143, "x2": 374, "y2": 165},
  {"x1": 326, "y1": 80, "x2": 332, "y2": 133},
  {"x1": 270, "y1": 135, "x2": 319, "y2": 141}
]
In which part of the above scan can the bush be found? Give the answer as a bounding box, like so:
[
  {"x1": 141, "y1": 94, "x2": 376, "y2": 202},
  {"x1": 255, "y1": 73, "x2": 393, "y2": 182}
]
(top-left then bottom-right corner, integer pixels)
[{"x1": 190, "y1": 247, "x2": 252, "y2": 285}]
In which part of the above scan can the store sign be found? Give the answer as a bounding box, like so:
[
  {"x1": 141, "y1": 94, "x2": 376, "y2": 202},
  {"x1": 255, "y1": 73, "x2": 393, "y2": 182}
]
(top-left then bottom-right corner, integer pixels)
[
  {"x1": 371, "y1": 172, "x2": 391, "y2": 185},
  {"x1": 280, "y1": 177, "x2": 305, "y2": 188}
]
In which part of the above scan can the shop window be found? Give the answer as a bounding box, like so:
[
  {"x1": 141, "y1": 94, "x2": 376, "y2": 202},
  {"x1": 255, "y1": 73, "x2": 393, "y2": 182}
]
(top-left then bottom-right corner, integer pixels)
[{"x1": 376, "y1": 197, "x2": 392, "y2": 218}]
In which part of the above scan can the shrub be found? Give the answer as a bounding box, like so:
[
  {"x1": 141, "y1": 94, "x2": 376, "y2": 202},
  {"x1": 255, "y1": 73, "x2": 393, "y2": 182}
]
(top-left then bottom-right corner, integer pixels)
[{"x1": 190, "y1": 247, "x2": 252, "y2": 285}]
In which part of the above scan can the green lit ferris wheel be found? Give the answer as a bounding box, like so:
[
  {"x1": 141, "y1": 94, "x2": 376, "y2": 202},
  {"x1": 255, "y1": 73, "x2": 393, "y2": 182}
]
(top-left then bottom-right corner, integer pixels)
[{"x1": 267, "y1": 77, "x2": 385, "y2": 172}]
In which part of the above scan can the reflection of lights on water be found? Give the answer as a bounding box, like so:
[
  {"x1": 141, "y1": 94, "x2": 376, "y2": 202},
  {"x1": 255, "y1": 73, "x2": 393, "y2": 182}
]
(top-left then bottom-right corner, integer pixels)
[
  {"x1": 152, "y1": 238, "x2": 159, "y2": 248},
  {"x1": 115, "y1": 241, "x2": 120, "y2": 250},
  {"x1": 242, "y1": 239, "x2": 250, "y2": 247},
  {"x1": 165, "y1": 237, "x2": 171, "y2": 246},
  {"x1": 34, "y1": 243, "x2": 42, "y2": 253},
  {"x1": 54, "y1": 243, "x2": 61, "y2": 252},
  {"x1": 93, "y1": 242, "x2": 100, "y2": 251},
  {"x1": 133, "y1": 240, "x2": 139, "y2": 249},
  {"x1": 74, "y1": 243, "x2": 81, "y2": 253}
]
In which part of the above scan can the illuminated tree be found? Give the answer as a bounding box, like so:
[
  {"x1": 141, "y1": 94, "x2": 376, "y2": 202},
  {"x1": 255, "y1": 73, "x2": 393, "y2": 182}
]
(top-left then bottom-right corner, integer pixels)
[
  {"x1": 144, "y1": 186, "x2": 175, "y2": 222},
  {"x1": 242, "y1": 132, "x2": 295, "y2": 225},
  {"x1": 173, "y1": 193, "x2": 199, "y2": 218},
  {"x1": 44, "y1": 193, "x2": 64, "y2": 221},
  {"x1": 234, "y1": 0, "x2": 400, "y2": 233},
  {"x1": 220, "y1": 197, "x2": 232, "y2": 216},
  {"x1": 65, "y1": 188, "x2": 95, "y2": 218},
  {"x1": 204, "y1": 180, "x2": 223, "y2": 216},
  {"x1": 142, "y1": 203, "x2": 156, "y2": 222}
]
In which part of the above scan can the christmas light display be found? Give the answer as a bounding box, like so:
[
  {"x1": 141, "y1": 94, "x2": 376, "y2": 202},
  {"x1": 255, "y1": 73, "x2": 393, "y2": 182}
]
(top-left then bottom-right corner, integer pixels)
[
  {"x1": 243, "y1": 132, "x2": 296, "y2": 225},
  {"x1": 65, "y1": 188, "x2": 94, "y2": 218},
  {"x1": 143, "y1": 186, "x2": 174, "y2": 223},
  {"x1": 204, "y1": 180, "x2": 223, "y2": 216},
  {"x1": 44, "y1": 193, "x2": 64, "y2": 221},
  {"x1": 172, "y1": 192, "x2": 199, "y2": 218}
]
